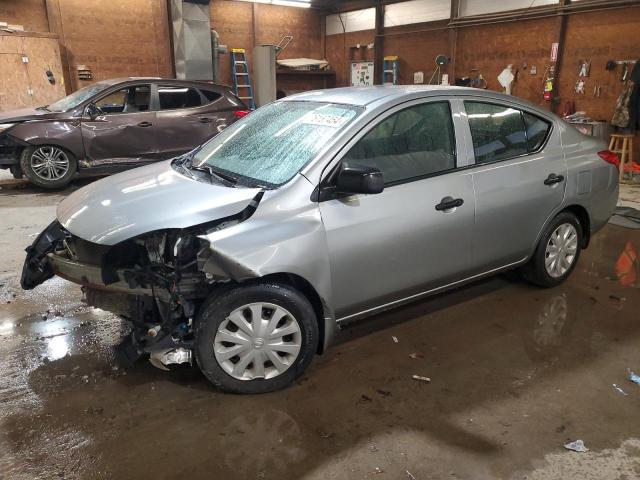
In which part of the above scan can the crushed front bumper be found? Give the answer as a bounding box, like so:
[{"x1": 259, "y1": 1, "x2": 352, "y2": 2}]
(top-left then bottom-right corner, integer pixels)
[
  {"x1": 48, "y1": 254, "x2": 152, "y2": 295},
  {"x1": 21, "y1": 220, "x2": 151, "y2": 294}
]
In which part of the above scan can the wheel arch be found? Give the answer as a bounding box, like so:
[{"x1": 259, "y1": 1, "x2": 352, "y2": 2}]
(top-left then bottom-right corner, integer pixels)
[
  {"x1": 531, "y1": 203, "x2": 592, "y2": 256},
  {"x1": 252, "y1": 272, "x2": 333, "y2": 355},
  {"x1": 560, "y1": 204, "x2": 591, "y2": 248}
]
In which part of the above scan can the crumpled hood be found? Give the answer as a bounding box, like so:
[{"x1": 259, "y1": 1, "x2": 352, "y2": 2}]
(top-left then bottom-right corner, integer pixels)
[
  {"x1": 0, "y1": 107, "x2": 59, "y2": 123},
  {"x1": 57, "y1": 160, "x2": 262, "y2": 245}
]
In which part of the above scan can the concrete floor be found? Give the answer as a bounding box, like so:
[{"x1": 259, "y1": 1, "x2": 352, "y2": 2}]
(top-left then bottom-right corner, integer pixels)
[{"x1": 1, "y1": 172, "x2": 640, "y2": 480}]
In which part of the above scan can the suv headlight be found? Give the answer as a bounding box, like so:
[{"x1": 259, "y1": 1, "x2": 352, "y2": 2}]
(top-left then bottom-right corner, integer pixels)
[{"x1": 0, "y1": 123, "x2": 15, "y2": 134}]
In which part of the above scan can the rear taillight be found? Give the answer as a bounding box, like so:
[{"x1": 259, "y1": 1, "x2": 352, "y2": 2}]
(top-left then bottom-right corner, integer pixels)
[
  {"x1": 234, "y1": 110, "x2": 251, "y2": 119},
  {"x1": 598, "y1": 150, "x2": 620, "y2": 169}
]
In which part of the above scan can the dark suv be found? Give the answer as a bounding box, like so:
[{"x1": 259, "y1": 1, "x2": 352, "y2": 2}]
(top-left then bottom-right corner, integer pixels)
[{"x1": 0, "y1": 78, "x2": 248, "y2": 188}]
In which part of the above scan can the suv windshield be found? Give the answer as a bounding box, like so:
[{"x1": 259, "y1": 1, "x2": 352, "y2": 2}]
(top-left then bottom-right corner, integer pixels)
[
  {"x1": 46, "y1": 81, "x2": 113, "y2": 112},
  {"x1": 192, "y1": 101, "x2": 361, "y2": 187}
]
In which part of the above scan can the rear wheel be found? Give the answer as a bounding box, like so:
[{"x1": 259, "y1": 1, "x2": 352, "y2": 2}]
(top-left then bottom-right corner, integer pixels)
[
  {"x1": 20, "y1": 145, "x2": 77, "y2": 189},
  {"x1": 195, "y1": 283, "x2": 318, "y2": 394},
  {"x1": 522, "y1": 212, "x2": 583, "y2": 287}
]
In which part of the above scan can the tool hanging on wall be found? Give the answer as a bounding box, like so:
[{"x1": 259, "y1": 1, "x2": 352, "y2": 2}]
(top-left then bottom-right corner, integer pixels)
[
  {"x1": 578, "y1": 59, "x2": 591, "y2": 77},
  {"x1": 428, "y1": 54, "x2": 449, "y2": 85}
]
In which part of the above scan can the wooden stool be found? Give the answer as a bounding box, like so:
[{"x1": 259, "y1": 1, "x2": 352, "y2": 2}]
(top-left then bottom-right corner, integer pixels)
[{"x1": 609, "y1": 133, "x2": 635, "y2": 183}]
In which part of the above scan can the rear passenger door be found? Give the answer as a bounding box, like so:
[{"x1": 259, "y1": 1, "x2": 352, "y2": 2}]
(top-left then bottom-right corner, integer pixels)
[
  {"x1": 154, "y1": 84, "x2": 221, "y2": 159},
  {"x1": 464, "y1": 100, "x2": 567, "y2": 271},
  {"x1": 319, "y1": 99, "x2": 476, "y2": 320}
]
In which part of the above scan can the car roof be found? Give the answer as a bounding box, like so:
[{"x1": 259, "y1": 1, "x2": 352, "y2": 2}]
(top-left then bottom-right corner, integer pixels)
[
  {"x1": 282, "y1": 85, "x2": 534, "y2": 107},
  {"x1": 281, "y1": 85, "x2": 556, "y2": 121},
  {"x1": 100, "y1": 77, "x2": 232, "y2": 90}
]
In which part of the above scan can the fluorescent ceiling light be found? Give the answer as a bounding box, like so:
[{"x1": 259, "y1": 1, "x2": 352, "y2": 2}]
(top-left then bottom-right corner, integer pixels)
[{"x1": 235, "y1": 0, "x2": 312, "y2": 7}]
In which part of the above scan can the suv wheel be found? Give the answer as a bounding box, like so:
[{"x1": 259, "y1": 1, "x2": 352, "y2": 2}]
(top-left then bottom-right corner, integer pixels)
[
  {"x1": 522, "y1": 212, "x2": 583, "y2": 288},
  {"x1": 195, "y1": 283, "x2": 318, "y2": 394},
  {"x1": 20, "y1": 145, "x2": 77, "y2": 189}
]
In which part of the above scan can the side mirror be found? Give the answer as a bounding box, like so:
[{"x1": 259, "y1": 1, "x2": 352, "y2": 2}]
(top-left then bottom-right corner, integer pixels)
[
  {"x1": 335, "y1": 162, "x2": 384, "y2": 195},
  {"x1": 85, "y1": 102, "x2": 102, "y2": 120}
]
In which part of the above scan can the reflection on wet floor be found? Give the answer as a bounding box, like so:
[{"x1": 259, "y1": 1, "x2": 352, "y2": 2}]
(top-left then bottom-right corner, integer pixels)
[{"x1": 0, "y1": 224, "x2": 639, "y2": 479}]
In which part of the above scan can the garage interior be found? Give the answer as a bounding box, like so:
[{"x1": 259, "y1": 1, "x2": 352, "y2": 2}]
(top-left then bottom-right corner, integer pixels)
[{"x1": 1, "y1": 0, "x2": 640, "y2": 479}]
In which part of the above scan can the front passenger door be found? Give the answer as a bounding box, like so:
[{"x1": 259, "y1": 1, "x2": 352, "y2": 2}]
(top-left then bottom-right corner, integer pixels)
[
  {"x1": 81, "y1": 83, "x2": 157, "y2": 164},
  {"x1": 319, "y1": 100, "x2": 475, "y2": 320}
]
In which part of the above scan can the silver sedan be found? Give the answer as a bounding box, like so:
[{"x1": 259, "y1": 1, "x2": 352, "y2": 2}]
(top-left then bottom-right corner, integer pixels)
[{"x1": 22, "y1": 86, "x2": 619, "y2": 393}]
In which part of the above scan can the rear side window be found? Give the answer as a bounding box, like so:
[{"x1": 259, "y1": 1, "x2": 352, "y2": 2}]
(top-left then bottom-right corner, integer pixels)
[
  {"x1": 465, "y1": 102, "x2": 528, "y2": 164},
  {"x1": 201, "y1": 89, "x2": 221, "y2": 103},
  {"x1": 158, "y1": 85, "x2": 202, "y2": 110},
  {"x1": 523, "y1": 112, "x2": 551, "y2": 151},
  {"x1": 342, "y1": 101, "x2": 456, "y2": 184}
]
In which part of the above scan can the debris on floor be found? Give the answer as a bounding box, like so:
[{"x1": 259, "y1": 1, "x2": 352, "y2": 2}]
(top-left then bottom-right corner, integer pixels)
[
  {"x1": 392, "y1": 336, "x2": 399, "y2": 343},
  {"x1": 628, "y1": 369, "x2": 640, "y2": 386},
  {"x1": 564, "y1": 440, "x2": 589, "y2": 453},
  {"x1": 406, "y1": 470, "x2": 417, "y2": 480},
  {"x1": 613, "y1": 383, "x2": 629, "y2": 396},
  {"x1": 409, "y1": 353, "x2": 424, "y2": 359},
  {"x1": 412, "y1": 375, "x2": 431, "y2": 383}
]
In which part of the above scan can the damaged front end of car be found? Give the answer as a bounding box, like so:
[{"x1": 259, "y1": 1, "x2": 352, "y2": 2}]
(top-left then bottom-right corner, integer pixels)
[{"x1": 21, "y1": 192, "x2": 264, "y2": 370}]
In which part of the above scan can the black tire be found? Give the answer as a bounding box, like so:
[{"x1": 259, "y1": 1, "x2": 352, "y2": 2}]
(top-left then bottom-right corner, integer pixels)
[
  {"x1": 521, "y1": 211, "x2": 583, "y2": 288},
  {"x1": 20, "y1": 145, "x2": 77, "y2": 189},
  {"x1": 195, "y1": 282, "x2": 318, "y2": 394}
]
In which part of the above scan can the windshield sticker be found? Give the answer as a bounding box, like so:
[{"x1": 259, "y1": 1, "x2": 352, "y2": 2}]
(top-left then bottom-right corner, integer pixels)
[{"x1": 302, "y1": 112, "x2": 350, "y2": 128}]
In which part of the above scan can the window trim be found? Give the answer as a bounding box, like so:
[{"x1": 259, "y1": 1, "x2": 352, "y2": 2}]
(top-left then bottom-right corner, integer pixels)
[
  {"x1": 463, "y1": 100, "x2": 554, "y2": 167},
  {"x1": 317, "y1": 98, "x2": 459, "y2": 199}
]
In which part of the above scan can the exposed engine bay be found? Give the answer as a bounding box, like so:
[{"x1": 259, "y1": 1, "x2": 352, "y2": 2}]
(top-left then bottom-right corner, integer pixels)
[{"x1": 21, "y1": 193, "x2": 264, "y2": 369}]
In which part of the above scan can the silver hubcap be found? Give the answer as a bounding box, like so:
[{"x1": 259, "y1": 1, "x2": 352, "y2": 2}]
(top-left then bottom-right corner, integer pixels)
[
  {"x1": 544, "y1": 223, "x2": 578, "y2": 278},
  {"x1": 30, "y1": 146, "x2": 69, "y2": 181},
  {"x1": 214, "y1": 302, "x2": 302, "y2": 381}
]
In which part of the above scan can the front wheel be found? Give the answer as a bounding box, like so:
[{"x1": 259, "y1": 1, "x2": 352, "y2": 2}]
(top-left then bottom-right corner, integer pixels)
[
  {"x1": 195, "y1": 283, "x2": 318, "y2": 394},
  {"x1": 20, "y1": 145, "x2": 77, "y2": 189},
  {"x1": 522, "y1": 212, "x2": 583, "y2": 288}
]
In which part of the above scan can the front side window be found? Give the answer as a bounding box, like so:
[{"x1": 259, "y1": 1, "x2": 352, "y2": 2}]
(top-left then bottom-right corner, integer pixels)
[
  {"x1": 465, "y1": 102, "x2": 528, "y2": 164},
  {"x1": 192, "y1": 101, "x2": 360, "y2": 187},
  {"x1": 158, "y1": 86, "x2": 202, "y2": 110},
  {"x1": 341, "y1": 101, "x2": 456, "y2": 184},
  {"x1": 94, "y1": 84, "x2": 150, "y2": 114}
]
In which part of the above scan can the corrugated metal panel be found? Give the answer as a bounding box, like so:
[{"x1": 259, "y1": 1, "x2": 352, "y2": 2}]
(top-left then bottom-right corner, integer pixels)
[
  {"x1": 326, "y1": 8, "x2": 376, "y2": 35},
  {"x1": 384, "y1": 0, "x2": 451, "y2": 27},
  {"x1": 459, "y1": 0, "x2": 558, "y2": 17}
]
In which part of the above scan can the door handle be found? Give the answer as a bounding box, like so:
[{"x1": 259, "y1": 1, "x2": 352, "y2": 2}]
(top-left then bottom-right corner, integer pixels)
[
  {"x1": 137, "y1": 121, "x2": 153, "y2": 127},
  {"x1": 199, "y1": 117, "x2": 212, "y2": 123},
  {"x1": 435, "y1": 197, "x2": 464, "y2": 212},
  {"x1": 544, "y1": 173, "x2": 565, "y2": 185}
]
